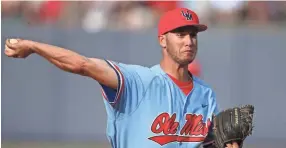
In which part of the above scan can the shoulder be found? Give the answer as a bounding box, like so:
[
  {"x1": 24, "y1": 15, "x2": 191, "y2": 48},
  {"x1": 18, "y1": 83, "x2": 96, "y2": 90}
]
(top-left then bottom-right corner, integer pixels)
[
  {"x1": 120, "y1": 63, "x2": 155, "y2": 76},
  {"x1": 109, "y1": 61, "x2": 152, "y2": 74},
  {"x1": 193, "y1": 76, "x2": 212, "y2": 89},
  {"x1": 112, "y1": 62, "x2": 160, "y2": 82},
  {"x1": 193, "y1": 77, "x2": 219, "y2": 113},
  {"x1": 193, "y1": 76, "x2": 216, "y2": 96}
]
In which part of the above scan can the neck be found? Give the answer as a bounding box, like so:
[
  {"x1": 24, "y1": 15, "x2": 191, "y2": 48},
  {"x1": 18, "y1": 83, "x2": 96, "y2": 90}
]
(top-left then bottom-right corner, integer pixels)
[{"x1": 160, "y1": 58, "x2": 192, "y2": 82}]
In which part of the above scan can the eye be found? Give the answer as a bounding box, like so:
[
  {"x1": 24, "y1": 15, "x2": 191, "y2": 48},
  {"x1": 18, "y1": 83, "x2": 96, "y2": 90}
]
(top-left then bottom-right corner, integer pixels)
[
  {"x1": 176, "y1": 33, "x2": 187, "y2": 37},
  {"x1": 176, "y1": 32, "x2": 197, "y2": 38}
]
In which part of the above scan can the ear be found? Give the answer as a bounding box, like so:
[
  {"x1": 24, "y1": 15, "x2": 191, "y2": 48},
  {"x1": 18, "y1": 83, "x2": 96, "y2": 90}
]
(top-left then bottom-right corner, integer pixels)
[{"x1": 158, "y1": 34, "x2": 166, "y2": 48}]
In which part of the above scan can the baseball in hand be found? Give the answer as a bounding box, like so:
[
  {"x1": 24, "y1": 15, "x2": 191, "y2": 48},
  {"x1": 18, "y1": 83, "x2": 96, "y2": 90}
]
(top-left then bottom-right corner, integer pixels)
[
  {"x1": 9, "y1": 39, "x2": 18, "y2": 44},
  {"x1": 5, "y1": 39, "x2": 18, "y2": 55}
]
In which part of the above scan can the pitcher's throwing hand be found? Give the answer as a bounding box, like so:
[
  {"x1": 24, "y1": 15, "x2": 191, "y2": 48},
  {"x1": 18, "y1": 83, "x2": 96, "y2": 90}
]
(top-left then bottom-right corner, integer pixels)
[{"x1": 5, "y1": 39, "x2": 34, "y2": 58}]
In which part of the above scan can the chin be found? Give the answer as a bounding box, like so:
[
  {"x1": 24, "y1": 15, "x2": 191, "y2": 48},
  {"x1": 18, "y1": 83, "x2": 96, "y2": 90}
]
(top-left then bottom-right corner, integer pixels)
[
  {"x1": 181, "y1": 55, "x2": 195, "y2": 62},
  {"x1": 178, "y1": 59, "x2": 193, "y2": 66}
]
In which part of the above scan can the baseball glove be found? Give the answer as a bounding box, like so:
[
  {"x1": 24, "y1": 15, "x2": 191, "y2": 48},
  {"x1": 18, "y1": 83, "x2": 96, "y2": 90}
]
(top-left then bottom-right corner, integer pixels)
[{"x1": 212, "y1": 105, "x2": 254, "y2": 148}]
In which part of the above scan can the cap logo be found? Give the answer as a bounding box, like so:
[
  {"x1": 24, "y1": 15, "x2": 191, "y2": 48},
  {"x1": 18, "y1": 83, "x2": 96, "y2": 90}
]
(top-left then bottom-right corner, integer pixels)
[{"x1": 181, "y1": 10, "x2": 192, "y2": 21}]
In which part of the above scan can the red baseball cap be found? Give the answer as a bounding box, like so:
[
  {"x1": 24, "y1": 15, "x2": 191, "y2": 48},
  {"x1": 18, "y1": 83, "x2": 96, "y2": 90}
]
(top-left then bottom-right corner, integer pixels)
[{"x1": 158, "y1": 8, "x2": 207, "y2": 36}]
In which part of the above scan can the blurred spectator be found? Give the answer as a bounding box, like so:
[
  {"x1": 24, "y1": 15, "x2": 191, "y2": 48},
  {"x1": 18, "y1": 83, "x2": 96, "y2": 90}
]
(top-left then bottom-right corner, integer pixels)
[
  {"x1": 145, "y1": 1, "x2": 179, "y2": 20},
  {"x1": 146, "y1": 1, "x2": 178, "y2": 12},
  {"x1": 2, "y1": 1, "x2": 286, "y2": 30},
  {"x1": 21, "y1": 1, "x2": 45, "y2": 25},
  {"x1": 38, "y1": 1, "x2": 64, "y2": 23},
  {"x1": 1, "y1": 1, "x2": 22, "y2": 17},
  {"x1": 208, "y1": 0, "x2": 244, "y2": 25},
  {"x1": 107, "y1": 2, "x2": 155, "y2": 31},
  {"x1": 82, "y1": 1, "x2": 116, "y2": 33},
  {"x1": 244, "y1": 1, "x2": 270, "y2": 24},
  {"x1": 56, "y1": 1, "x2": 91, "y2": 28},
  {"x1": 179, "y1": 1, "x2": 212, "y2": 24},
  {"x1": 264, "y1": 1, "x2": 286, "y2": 22}
]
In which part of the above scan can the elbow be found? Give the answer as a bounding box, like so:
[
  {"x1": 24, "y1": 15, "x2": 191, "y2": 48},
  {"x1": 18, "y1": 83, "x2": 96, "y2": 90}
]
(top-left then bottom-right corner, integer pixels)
[
  {"x1": 73, "y1": 65, "x2": 85, "y2": 74},
  {"x1": 61, "y1": 64, "x2": 83, "y2": 74},
  {"x1": 77, "y1": 58, "x2": 92, "y2": 76},
  {"x1": 61, "y1": 58, "x2": 87, "y2": 75}
]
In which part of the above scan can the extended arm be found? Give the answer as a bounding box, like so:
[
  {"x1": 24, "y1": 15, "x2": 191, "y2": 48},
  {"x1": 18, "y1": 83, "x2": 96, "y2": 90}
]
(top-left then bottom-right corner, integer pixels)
[{"x1": 5, "y1": 39, "x2": 118, "y2": 89}]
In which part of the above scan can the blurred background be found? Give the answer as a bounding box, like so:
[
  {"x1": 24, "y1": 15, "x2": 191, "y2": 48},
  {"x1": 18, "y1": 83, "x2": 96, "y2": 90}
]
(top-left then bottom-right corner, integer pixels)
[{"x1": 2, "y1": 1, "x2": 286, "y2": 148}]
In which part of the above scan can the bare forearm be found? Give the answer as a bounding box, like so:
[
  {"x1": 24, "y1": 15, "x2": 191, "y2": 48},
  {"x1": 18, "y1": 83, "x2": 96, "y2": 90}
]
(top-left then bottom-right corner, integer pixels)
[
  {"x1": 30, "y1": 41, "x2": 87, "y2": 74},
  {"x1": 5, "y1": 38, "x2": 118, "y2": 89},
  {"x1": 28, "y1": 40, "x2": 118, "y2": 88}
]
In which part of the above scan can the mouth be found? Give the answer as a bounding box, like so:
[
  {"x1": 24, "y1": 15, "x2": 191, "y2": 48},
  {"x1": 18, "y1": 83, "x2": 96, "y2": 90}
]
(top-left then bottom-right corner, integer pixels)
[
  {"x1": 183, "y1": 50, "x2": 194, "y2": 54},
  {"x1": 184, "y1": 50, "x2": 192, "y2": 53},
  {"x1": 182, "y1": 50, "x2": 196, "y2": 58}
]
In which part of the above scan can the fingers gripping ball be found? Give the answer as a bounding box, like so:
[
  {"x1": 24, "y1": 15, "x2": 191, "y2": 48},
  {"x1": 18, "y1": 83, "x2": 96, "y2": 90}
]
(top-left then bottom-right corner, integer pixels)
[
  {"x1": 9, "y1": 39, "x2": 19, "y2": 44},
  {"x1": 5, "y1": 39, "x2": 18, "y2": 56},
  {"x1": 212, "y1": 105, "x2": 254, "y2": 148}
]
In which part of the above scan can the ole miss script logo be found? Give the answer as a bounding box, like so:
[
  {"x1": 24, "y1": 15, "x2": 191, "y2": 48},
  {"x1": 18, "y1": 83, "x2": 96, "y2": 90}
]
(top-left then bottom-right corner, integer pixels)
[{"x1": 148, "y1": 113, "x2": 211, "y2": 146}]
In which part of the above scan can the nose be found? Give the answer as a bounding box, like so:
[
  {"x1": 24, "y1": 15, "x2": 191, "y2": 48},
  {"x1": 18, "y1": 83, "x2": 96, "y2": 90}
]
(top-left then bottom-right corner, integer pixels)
[{"x1": 184, "y1": 34, "x2": 195, "y2": 46}]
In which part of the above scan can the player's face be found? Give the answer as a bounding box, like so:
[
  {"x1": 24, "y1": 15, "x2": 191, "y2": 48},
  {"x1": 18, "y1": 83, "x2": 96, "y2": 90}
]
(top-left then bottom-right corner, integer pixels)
[{"x1": 165, "y1": 26, "x2": 198, "y2": 65}]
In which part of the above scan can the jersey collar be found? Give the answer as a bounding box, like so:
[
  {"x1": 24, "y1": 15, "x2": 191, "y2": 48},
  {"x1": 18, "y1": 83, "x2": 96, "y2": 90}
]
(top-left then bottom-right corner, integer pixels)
[
  {"x1": 150, "y1": 64, "x2": 166, "y2": 75},
  {"x1": 150, "y1": 64, "x2": 199, "y2": 83}
]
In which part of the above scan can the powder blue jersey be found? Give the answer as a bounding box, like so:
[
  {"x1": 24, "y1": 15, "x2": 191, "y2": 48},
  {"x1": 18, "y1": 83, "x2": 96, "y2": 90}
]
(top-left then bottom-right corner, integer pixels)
[{"x1": 100, "y1": 60, "x2": 219, "y2": 148}]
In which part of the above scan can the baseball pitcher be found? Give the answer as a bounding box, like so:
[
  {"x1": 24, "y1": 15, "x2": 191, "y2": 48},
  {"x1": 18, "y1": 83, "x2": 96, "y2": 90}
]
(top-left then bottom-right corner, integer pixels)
[{"x1": 4, "y1": 8, "x2": 254, "y2": 148}]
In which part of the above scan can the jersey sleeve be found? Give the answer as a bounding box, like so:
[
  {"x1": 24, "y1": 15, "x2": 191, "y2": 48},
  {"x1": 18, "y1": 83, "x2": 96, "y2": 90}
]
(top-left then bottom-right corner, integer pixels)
[
  {"x1": 100, "y1": 60, "x2": 152, "y2": 119},
  {"x1": 203, "y1": 91, "x2": 220, "y2": 147},
  {"x1": 210, "y1": 91, "x2": 220, "y2": 116}
]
